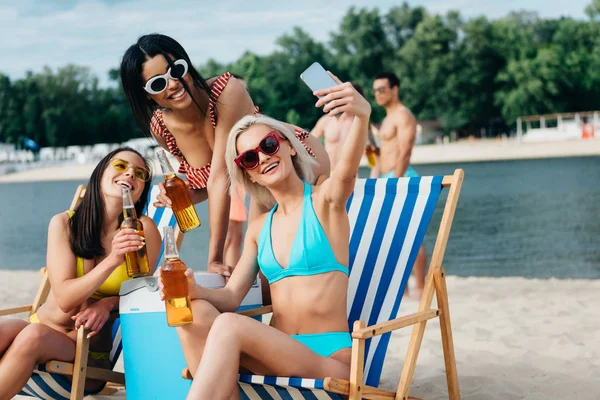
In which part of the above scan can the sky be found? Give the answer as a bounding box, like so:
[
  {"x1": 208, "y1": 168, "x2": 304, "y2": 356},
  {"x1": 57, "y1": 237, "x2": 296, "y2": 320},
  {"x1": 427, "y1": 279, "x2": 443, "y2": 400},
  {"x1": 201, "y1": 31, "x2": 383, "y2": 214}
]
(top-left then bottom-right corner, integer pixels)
[{"x1": 0, "y1": 0, "x2": 592, "y2": 87}]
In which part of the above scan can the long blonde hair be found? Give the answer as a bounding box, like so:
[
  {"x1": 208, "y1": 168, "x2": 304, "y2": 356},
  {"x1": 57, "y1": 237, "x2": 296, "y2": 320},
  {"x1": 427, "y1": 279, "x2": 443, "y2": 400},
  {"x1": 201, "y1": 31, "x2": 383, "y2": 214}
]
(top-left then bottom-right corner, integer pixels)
[{"x1": 225, "y1": 115, "x2": 316, "y2": 208}]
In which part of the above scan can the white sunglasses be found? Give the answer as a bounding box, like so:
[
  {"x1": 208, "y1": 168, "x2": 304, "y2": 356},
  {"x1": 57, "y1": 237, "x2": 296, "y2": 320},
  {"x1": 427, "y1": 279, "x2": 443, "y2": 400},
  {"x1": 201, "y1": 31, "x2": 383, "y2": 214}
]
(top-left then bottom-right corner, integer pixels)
[{"x1": 143, "y1": 59, "x2": 189, "y2": 95}]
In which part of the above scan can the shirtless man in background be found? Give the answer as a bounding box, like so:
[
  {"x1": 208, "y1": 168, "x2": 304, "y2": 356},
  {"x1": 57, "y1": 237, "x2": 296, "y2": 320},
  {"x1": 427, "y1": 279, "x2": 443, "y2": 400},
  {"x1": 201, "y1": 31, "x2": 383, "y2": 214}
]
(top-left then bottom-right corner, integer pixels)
[
  {"x1": 372, "y1": 71, "x2": 427, "y2": 298},
  {"x1": 311, "y1": 82, "x2": 373, "y2": 171}
]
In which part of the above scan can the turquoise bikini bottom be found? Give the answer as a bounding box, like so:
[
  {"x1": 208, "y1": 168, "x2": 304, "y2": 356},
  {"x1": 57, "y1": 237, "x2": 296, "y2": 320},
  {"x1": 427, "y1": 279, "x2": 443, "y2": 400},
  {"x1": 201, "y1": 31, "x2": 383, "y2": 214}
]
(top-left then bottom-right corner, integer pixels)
[
  {"x1": 291, "y1": 332, "x2": 352, "y2": 357},
  {"x1": 380, "y1": 166, "x2": 420, "y2": 178}
]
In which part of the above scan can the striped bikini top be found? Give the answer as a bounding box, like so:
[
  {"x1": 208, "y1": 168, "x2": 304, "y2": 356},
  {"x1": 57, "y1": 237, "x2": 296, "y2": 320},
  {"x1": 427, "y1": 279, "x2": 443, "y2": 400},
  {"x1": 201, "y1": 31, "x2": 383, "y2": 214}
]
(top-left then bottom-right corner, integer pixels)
[{"x1": 150, "y1": 72, "x2": 314, "y2": 190}]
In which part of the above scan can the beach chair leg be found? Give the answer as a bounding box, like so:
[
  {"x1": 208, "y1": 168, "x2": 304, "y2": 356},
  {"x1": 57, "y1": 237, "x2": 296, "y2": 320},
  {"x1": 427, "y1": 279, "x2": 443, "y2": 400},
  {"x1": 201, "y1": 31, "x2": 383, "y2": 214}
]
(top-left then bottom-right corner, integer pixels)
[
  {"x1": 348, "y1": 321, "x2": 366, "y2": 400},
  {"x1": 434, "y1": 268, "x2": 460, "y2": 400},
  {"x1": 396, "y1": 271, "x2": 436, "y2": 400},
  {"x1": 70, "y1": 328, "x2": 90, "y2": 400}
]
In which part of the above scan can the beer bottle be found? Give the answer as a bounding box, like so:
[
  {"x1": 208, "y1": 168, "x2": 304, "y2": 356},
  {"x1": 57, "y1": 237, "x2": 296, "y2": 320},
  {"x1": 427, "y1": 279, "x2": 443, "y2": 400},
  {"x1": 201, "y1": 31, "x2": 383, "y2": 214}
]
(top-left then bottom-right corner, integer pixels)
[
  {"x1": 156, "y1": 150, "x2": 200, "y2": 232},
  {"x1": 366, "y1": 146, "x2": 377, "y2": 168},
  {"x1": 366, "y1": 126, "x2": 379, "y2": 168},
  {"x1": 161, "y1": 226, "x2": 193, "y2": 327},
  {"x1": 120, "y1": 188, "x2": 150, "y2": 278}
]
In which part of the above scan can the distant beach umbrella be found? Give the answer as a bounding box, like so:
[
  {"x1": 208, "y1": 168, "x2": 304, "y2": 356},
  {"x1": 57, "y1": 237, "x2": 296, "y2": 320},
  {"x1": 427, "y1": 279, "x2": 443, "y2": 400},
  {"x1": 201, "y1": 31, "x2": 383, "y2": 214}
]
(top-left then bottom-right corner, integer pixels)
[{"x1": 23, "y1": 137, "x2": 40, "y2": 151}]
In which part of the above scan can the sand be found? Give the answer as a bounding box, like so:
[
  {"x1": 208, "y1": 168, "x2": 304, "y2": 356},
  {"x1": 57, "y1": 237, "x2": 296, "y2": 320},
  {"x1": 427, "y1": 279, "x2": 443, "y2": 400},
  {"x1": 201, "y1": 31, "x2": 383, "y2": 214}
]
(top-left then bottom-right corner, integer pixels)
[
  {"x1": 2, "y1": 270, "x2": 598, "y2": 399},
  {"x1": 1, "y1": 138, "x2": 599, "y2": 183},
  {"x1": 411, "y1": 137, "x2": 600, "y2": 165}
]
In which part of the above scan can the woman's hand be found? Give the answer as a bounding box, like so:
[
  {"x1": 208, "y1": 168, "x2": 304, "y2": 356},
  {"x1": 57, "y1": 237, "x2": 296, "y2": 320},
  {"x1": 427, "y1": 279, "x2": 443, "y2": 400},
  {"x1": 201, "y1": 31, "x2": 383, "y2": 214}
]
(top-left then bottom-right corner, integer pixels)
[
  {"x1": 314, "y1": 72, "x2": 371, "y2": 119},
  {"x1": 208, "y1": 261, "x2": 232, "y2": 280},
  {"x1": 108, "y1": 228, "x2": 144, "y2": 267},
  {"x1": 72, "y1": 299, "x2": 113, "y2": 338},
  {"x1": 157, "y1": 267, "x2": 202, "y2": 301},
  {"x1": 154, "y1": 180, "x2": 193, "y2": 208},
  {"x1": 153, "y1": 181, "x2": 172, "y2": 208}
]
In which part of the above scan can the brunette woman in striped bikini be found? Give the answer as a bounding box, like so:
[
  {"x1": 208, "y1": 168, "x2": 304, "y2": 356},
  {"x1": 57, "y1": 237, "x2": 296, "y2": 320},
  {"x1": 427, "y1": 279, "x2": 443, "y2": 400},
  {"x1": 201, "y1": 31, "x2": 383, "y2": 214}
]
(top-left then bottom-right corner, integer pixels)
[{"x1": 120, "y1": 34, "x2": 330, "y2": 282}]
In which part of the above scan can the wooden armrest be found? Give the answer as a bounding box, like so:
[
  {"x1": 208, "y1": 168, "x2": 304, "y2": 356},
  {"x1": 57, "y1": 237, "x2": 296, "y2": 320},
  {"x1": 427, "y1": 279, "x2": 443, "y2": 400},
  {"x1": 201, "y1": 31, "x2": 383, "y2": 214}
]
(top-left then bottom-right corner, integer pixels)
[
  {"x1": 236, "y1": 305, "x2": 273, "y2": 317},
  {"x1": 45, "y1": 361, "x2": 126, "y2": 385},
  {"x1": 0, "y1": 305, "x2": 33, "y2": 317},
  {"x1": 352, "y1": 309, "x2": 440, "y2": 339}
]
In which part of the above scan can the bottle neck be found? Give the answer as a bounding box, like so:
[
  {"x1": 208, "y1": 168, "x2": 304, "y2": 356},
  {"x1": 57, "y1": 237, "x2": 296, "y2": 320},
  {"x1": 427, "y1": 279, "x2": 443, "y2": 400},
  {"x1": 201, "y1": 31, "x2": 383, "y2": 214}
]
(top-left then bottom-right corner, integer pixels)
[
  {"x1": 121, "y1": 188, "x2": 137, "y2": 219},
  {"x1": 157, "y1": 151, "x2": 175, "y2": 176},
  {"x1": 123, "y1": 205, "x2": 138, "y2": 219},
  {"x1": 164, "y1": 230, "x2": 179, "y2": 259}
]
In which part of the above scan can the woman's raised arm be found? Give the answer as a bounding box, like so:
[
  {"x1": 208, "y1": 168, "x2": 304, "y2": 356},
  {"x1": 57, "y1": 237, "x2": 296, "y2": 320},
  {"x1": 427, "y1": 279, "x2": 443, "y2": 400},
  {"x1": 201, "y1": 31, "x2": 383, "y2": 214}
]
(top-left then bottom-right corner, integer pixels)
[{"x1": 314, "y1": 74, "x2": 372, "y2": 207}]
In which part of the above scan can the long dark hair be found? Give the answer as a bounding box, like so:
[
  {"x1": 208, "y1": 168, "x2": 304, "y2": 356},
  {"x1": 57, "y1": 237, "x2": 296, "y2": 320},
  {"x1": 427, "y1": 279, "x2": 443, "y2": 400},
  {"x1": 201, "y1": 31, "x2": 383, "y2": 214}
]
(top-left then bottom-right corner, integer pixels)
[
  {"x1": 69, "y1": 147, "x2": 152, "y2": 259},
  {"x1": 120, "y1": 33, "x2": 213, "y2": 136}
]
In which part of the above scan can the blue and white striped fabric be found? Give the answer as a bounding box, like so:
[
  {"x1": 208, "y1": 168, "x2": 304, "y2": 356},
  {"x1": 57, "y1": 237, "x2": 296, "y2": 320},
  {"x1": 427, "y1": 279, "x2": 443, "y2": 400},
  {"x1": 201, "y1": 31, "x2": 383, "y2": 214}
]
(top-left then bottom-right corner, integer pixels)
[
  {"x1": 238, "y1": 176, "x2": 443, "y2": 399},
  {"x1": 239, "y1": 375, "x2": 345, "y2": 400},
  {"x1": 144, "y1": 185, "x2": 178, "y2": 265},
  {"x1": 19, "y1": 185, "x2": 176, "y2": 399}
]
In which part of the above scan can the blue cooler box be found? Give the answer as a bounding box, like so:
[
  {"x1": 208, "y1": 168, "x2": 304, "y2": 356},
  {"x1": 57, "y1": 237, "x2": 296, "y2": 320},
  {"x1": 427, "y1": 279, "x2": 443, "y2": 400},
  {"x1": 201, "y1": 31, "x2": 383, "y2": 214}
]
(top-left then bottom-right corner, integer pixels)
[{"x1": 119, "y1": 272, "x2": 262, "y2": 400}]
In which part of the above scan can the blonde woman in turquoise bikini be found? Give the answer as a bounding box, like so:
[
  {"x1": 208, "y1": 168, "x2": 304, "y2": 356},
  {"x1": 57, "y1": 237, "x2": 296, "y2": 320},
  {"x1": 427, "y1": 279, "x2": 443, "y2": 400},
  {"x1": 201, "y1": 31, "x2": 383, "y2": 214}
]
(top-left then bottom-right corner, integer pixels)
[
  {"x1": 0, "y1": 148, "x2": 161, "y2": 398},
  {"x1": 158, "y1": 73, "x2": 371, "y2": 399}
]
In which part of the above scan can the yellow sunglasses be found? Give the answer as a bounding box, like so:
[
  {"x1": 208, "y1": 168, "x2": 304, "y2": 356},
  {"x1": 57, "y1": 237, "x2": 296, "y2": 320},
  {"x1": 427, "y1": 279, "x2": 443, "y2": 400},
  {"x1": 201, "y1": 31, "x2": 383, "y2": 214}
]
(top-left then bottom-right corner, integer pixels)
[{"x1": 110, "y1": 158, "x2": 150, "y2": 182}]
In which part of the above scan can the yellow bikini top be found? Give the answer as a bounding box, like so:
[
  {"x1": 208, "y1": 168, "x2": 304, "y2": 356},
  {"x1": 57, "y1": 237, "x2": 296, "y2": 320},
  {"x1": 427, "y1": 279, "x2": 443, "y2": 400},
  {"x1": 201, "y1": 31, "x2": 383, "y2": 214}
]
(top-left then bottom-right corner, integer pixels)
[{"x1": 67, "y1": 210, "x2": 130, "y2": 299}]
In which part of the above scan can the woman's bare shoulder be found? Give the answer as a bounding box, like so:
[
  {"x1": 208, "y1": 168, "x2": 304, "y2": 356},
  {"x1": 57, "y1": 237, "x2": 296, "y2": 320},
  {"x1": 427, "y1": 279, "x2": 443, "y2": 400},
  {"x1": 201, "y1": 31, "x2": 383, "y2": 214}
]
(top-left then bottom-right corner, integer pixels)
[
  {"x1": 49, "y1": 211, "x2": 70, "y2": 231},
  {"x1": 246, "y1": 211, "x2": 269, "y2": 240},
  {"x1": 140, "y1": 215, "x2": 158, "y2": 228},
  {"x1": 218, "y1": 76, "x2": 251, "y2": 104}
]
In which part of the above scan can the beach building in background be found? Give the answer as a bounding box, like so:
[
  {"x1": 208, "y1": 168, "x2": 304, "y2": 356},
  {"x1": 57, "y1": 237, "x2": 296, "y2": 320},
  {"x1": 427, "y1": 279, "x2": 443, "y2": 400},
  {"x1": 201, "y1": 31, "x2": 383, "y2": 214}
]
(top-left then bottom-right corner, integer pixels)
[
  {"x1": 0, "y1": 137, "x2": 161, "y2": 176},
  {"x1": 517, "y1": 110, "x2": 600, "y2": 143}
]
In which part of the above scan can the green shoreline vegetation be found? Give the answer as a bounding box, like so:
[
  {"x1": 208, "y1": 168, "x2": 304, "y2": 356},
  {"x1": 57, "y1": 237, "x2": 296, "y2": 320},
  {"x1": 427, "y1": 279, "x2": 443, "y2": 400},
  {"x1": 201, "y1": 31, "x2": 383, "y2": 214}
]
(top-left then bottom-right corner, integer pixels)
[{"x1": 1, "y1": 1, "x2": 599, "y2": 149}]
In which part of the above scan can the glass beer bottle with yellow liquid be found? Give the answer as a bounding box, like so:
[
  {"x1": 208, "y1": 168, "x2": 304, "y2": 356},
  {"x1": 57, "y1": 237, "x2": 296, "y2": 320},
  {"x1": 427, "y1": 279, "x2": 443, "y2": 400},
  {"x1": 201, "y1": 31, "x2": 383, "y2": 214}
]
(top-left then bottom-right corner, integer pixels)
[
  {"x1": 156, "y1": 150, "x2": 200, "y2": 232},
  {"x1": 366, "y1": 125, "x2": 379, "y2": 168},
  {"x1": 120, "y1": 188, "x2": 149, "y2": 278},
  {"x1": 365, "y1": 145, "x2": 377, "y2": 168},
  {"x1": 161, "y1": 226, "x2": 193, "y2": 327}
]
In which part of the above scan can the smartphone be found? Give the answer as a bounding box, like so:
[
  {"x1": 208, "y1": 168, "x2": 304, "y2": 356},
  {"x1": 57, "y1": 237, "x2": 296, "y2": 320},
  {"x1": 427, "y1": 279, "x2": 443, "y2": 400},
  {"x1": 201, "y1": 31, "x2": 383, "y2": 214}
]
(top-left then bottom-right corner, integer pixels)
[{"x1": 300, "y1": 62, "x2": 337, "y2": 97}]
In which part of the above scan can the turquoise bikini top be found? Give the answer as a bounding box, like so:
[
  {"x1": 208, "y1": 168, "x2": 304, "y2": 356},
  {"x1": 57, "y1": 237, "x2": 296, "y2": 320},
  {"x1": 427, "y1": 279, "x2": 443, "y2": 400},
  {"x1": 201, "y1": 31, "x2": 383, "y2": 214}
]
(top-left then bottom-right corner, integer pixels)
[{"x1": 257, "y1": 181, "x2": 349, "y2": 284}]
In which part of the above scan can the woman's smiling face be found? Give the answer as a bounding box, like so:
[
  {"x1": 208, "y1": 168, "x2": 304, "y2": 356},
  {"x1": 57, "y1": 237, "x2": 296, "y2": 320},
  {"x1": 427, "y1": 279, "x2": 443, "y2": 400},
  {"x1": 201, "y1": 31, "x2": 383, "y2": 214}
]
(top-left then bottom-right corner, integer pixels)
[
  {"x1": 235, "y1": 124, "x2": 296, "y2": 186},
  {"x1": 141, "y1": 54, "x2": 194, "y2": 110}
]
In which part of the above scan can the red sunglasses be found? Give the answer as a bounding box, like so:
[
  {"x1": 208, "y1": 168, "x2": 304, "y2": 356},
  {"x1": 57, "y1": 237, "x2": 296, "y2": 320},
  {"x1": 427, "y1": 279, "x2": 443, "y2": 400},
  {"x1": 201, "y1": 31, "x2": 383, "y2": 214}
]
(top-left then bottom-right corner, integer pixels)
[{"x1": 234, "y1": 131, "x2": 283, "y2": 170}]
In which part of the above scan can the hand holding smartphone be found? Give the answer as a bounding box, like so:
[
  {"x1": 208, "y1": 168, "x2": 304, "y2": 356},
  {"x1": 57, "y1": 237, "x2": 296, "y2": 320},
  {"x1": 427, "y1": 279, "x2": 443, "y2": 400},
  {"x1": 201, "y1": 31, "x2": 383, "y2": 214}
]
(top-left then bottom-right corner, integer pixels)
[
  {"x1": 300, "y1": 62, "x2": 338, "y2": 96},
  {"x1": 300, "y1": 62, "x2": 341, "y2": 116}
]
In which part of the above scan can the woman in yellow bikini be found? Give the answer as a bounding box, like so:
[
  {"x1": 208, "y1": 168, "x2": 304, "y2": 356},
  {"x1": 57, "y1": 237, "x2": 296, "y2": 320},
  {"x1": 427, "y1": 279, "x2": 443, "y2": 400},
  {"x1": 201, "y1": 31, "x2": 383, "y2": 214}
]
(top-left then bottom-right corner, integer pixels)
[{"x1": 0, "y1": 147, "x2": 161, "y2": 398}]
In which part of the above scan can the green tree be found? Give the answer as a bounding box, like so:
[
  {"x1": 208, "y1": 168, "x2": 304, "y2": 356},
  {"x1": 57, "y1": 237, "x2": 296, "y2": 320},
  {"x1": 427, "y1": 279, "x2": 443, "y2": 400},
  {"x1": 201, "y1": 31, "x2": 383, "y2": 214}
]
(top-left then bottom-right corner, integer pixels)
[
  {"x1": 585, "y1": 0, "x2": 600, "y2": 20},
  {"x1": 1, "y1": 4, "x2": 600, "y2": 146},
  {"x1": 384, "y1": 2, "x2": 427, "y2": 51},
  {"x1": 393, "y1": 14, "x2": 459, "y2": 123},
  {"x1": 495, "y1": 47, "x2": 568, "y2": 124},
  {"x1": 330, "y1": 7, "x2": 392, "y2": 85},
  {"x1": 259, "y1": 27, "x2": 334, "y2": 128}
]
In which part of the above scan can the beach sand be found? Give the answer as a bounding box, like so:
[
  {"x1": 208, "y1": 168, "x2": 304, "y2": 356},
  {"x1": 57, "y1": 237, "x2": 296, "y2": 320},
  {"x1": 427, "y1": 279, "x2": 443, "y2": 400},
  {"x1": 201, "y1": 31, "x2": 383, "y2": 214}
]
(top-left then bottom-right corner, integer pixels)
[
  {"x1": 1, "y1": 138, "x2": 599, "y2": 183},
  {"x1": 2, "y1": 270, "x2": 599, "y2": 399}
]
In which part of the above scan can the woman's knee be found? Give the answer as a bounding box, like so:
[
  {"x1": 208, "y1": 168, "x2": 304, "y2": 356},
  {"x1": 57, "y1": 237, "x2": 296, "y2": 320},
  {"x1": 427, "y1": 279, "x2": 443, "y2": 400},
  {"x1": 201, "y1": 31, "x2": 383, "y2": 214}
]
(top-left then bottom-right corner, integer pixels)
[
  {"x1": 179, "y1": 299, "x2": 220, "y2": 335},
  {"x1": 209, "y1": 313, "x2": 245, "y2": 339},
  {"x1": 10, "y1": 324, "x2": 49, "y2": 357}
]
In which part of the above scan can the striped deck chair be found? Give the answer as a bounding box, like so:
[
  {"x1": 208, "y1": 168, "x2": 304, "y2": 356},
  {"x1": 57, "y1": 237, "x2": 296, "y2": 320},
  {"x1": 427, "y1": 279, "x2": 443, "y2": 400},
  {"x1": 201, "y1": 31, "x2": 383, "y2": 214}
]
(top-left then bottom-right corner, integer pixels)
[
  {"x1": 236, "y1": 171, "x2": 464, "y2": 400},
  {"x1": 0, "y1": 184, "x2": 181, "y2": 400}
]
